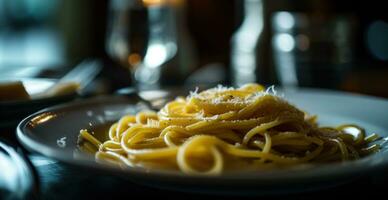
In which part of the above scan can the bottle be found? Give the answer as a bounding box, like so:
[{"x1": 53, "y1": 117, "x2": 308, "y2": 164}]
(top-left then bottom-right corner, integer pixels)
[{"x1": 230, "y1": 0, "x2": 264, "y2": 86}]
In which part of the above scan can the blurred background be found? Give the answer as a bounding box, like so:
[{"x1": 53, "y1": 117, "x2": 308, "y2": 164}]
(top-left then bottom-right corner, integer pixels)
[{"x1": 1, "y1": 0, "x2": 388, "y2": 96}]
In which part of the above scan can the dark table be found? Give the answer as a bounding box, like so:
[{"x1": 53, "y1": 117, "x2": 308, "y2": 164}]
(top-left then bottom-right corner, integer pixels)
[{"x1": 28, "y1": 153, "x2": 388, "y2": 199}]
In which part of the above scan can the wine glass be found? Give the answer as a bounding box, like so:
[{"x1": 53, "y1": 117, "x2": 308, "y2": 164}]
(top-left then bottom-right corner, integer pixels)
[{"x1": 106, "y1": 0, "x2": 196, "y2": 90}]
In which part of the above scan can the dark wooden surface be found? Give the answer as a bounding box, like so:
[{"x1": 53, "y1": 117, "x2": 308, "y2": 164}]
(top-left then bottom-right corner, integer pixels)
[{"x1": 30, "y1": 154, "x2": 388, "y2": 199}]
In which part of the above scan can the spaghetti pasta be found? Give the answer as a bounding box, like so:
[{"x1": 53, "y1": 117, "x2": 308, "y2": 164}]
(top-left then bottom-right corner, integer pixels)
[{"x1": 78, "y1": 84, "x2": 380, "y2": 175}]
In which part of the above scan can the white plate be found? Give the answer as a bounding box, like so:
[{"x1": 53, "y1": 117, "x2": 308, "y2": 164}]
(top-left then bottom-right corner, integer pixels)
[{"x1": 16, "y1": 88, "x2": 388, "y2": 195}]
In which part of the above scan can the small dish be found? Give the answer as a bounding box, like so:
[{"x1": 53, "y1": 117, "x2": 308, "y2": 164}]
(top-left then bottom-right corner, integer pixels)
[{"x1": 0, "y1": 78, "x2": 77, "y2": 129}]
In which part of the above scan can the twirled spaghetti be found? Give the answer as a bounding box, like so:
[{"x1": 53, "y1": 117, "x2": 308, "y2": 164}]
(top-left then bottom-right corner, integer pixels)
[{"x1": 78, "y1": 84, "x2": 380, "y2": 175}]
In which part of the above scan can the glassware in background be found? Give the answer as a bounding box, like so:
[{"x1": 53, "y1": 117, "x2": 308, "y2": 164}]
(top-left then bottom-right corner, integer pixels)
[
  {"x1": 106, "y1": 0, "x2": 197, "y2": 90},
  {"x1": 272, "y1": 12, "x2": 356, "y2": 89},
  {"x1": 230, "y1": 0, "x2": 264, "y2": 87}
]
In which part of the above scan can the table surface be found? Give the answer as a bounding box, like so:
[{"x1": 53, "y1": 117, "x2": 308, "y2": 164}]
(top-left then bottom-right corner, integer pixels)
[{"x1": 29, "y1": 154, "x2": 388, "y2": 199}]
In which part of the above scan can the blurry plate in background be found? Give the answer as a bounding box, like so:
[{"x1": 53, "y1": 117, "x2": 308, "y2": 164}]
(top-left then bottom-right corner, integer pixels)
[
  {"x1": 16, "y1": 88, "x2": 388, "y2": 195},
  {"x1": 0, "y1": 78, "x2": 78, "y2": 129}
]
